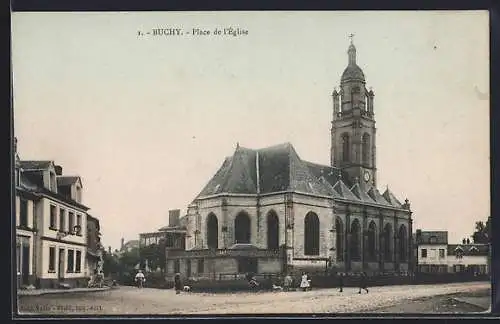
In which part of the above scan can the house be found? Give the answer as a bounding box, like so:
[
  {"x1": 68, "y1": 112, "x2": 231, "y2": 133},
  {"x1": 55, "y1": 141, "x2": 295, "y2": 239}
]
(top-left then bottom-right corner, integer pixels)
[
  {"x1": 415, "y1": 230, "x2": 490, "y2": 275},
  {"x1": 86, "y1": 214, "x2": 104, "y2": 277},
  {"x1": 139, "y1": 209, "x2": 187, "y2": 249},
  {"x1": 447, "y1": 241, "x2": 489, "y2": 274},
  {"x1": 15, "y1": 138, "x2": 38, "y2": 287},
  {"x1": 415, "y1": 230, "x2": 449, "y2": 273},
  {"x1": 15, "y1": 138, "x2": 91, "y2": 288}
]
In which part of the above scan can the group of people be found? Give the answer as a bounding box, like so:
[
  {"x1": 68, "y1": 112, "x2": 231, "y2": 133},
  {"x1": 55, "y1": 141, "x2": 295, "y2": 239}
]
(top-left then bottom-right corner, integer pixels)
[
  {"x1": 278, "y1": 271, "x2": 370, "y2": 294},
  {"x1": 133, "y1": 269, "x2": 370, "y2": 294},
  {"x1": 337, "y1": 271, "x2": 369, "y2": 294},
  {"x1": 135, "y1": 270, "x2": 185, "y2": 294}
]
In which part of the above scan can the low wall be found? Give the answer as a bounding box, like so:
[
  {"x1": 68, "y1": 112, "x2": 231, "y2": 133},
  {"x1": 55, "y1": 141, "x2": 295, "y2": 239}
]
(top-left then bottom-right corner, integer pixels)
[
  {"x1": 115, "y1": 272, "x2": 490, "y2": 292},
  {"x1": 37, "y1": 277, "x2": 88, "y2": 289}
]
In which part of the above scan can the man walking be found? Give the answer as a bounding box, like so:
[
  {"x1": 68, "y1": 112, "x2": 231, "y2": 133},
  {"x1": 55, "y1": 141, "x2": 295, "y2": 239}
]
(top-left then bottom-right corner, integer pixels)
[
  {"x1": 358, "y1": 272, "x2": 369, "y2": 294},
  {"x1": 338, "y1": 273, "x2": 344, "y2": 293},
  {"x1": 174, "y1": 273, "x2": 182, "y2": 295}
]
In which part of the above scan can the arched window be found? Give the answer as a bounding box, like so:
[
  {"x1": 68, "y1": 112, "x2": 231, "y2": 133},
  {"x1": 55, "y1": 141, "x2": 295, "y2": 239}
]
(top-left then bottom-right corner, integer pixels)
[
  {"x1": 362, "y1": 133, "x2": 371, "y2": 166},
  {"x1": 342, "y1": 133, "x2": 350, "y2": 162},
  {"x1": 398, "y1": 224, "x2": 407, "y2": 262},
  {"x1": 234, "y1": 212, "x2": 251, "y2": 244},
  {"x1": 304, "y1": 212, "x2": 320, "y2": 255},
  {"x1": 206, "y1": 213, "x2": 218, "y2": 249},
  {"x1": 384, "y1": 224, "x2": 393, "y2": 262},
  {"x1": 267, "y1": 211, "x2": 279, "y2": 250},
  {"x1": 350, "y1": 219, "x2": 361, "y2": 261},
  {"x1": 367, "y1": 221, "x2": 377, "y2": 261},
  {"x1": 335, "y1": 217, "x2": 344, "y2": 261}
]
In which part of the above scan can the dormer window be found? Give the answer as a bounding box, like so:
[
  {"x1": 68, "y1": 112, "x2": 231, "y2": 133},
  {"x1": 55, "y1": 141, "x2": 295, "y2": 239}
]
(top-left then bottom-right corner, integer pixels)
[
  {"x1": 455, "y1": 246, "x2": 464, "y2": 259},
  {"x1": 469, "y1": 246, "x2": 479, "y2": 254}
]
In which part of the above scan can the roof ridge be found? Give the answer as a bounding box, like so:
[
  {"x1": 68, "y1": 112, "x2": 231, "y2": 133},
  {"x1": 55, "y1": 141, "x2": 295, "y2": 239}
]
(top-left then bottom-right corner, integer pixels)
[{"x1": 258, "y1": 142, "x2": 293, "y2": 151}]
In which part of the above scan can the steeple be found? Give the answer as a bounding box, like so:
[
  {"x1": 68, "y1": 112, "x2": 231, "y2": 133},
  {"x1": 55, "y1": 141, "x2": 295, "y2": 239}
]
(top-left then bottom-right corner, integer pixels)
[
  {"x1": 330, "y1": 36, "x2": 377, "y2": 188},
  {"x1": 341, "y1": 34, "x2": 365, "y2": 83},
  {"x1": 348, "y1": 33, "x2": 356, "y2": 65}
]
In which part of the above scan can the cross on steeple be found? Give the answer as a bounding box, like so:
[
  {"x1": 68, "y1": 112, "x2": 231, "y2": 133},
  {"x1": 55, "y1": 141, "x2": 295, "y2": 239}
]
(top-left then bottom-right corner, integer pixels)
[{"x1": 348, "y1": 33, "x2": 355, "y2": 45}]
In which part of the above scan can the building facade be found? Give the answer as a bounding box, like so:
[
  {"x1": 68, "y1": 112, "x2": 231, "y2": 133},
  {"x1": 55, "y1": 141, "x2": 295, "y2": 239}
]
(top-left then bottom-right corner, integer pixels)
[
  {"x1": 165, "y1": 40, "x2": 414, "y2": 281},
  {"x1": 86, "y1": 214, "x2": 104, "y2": 277},
  {"x1": 416, "y1": 230, "x2": 490, "y2": 275},
  {"x1": 15, "y1": 141, "x2": 38, "y2": 287},
  {"x1": 415, "y1": 230, "x2": 449, "y2": 273},
  {"x1": 15, "y1": 139, "x2": 92, "y2": 288},
  {"x1": 139, "y1": 209, "x2": 187, "y2": 249}
]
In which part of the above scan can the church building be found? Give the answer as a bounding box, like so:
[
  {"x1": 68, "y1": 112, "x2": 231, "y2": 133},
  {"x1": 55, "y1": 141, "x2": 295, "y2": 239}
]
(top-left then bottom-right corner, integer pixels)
[{"x1": 165, "y1": 39, "x2": 414, "y2": 280}]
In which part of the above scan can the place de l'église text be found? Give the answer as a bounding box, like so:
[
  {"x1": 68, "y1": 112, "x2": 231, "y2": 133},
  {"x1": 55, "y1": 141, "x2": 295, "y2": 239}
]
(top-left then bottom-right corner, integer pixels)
[{"x1": 137, "y1": 27, "x2": 249, "y2": 38}]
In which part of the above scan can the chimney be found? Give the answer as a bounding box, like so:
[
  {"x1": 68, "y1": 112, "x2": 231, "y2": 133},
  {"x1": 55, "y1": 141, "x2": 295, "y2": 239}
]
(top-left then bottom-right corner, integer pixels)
[
  {"x1": 466, "y1": 238, "x2": 470, "y2": 244},
  {"x1": 462, "y1": 238, "x2": 466, "y2": 244},
  {"x1": 169, "y1": 209, "x2": 181, "y2": 227},
  {"x1": 121, "y1": 238, "x2": 125, "y2": 250},
  {"x1": 415, "y1": 229, "x2": 422, "y2": 243},
  {"x1": 54, "y1": 165, "x2": 63, "y2": 176},
  {"x1": 108, "y1": 246, "x2": 111, "y2": 254}
]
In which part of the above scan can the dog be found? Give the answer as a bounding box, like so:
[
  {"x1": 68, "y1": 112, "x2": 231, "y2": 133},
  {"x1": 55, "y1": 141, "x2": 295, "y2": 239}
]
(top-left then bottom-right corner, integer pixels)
[
  {"x1": 272, "y1": 284, "x2": 284, "y2": 292},
  {"x1": 183, "y1": 285, "x2": 191, "y2": 292}
]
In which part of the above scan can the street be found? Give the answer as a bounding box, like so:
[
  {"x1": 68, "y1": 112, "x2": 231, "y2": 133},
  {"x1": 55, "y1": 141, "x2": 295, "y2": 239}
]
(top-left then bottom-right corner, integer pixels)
[{"x1": 18, "y1": 281, "x2": 490, "y2": 315}]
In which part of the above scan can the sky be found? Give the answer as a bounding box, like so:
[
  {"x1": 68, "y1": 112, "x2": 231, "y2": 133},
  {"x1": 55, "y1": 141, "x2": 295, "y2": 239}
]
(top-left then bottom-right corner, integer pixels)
[{"x1": 11, "y1": 11, "x2": 490, "y2": 250}]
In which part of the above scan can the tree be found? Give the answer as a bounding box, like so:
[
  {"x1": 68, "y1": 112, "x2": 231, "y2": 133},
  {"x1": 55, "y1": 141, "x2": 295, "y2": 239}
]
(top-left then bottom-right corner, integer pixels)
[
  {"x1": 139, "y1": 240, "x2": 166, "y2": 273},
  {"x1": 472, "y1": 217, "x2": 491, "y2": 244},
  {"x1": 119, "y1": 247, "x2": 141, "y2": 269},
  {"x1": 102, "y1": 250, "x2": 120, "y2": 277}
]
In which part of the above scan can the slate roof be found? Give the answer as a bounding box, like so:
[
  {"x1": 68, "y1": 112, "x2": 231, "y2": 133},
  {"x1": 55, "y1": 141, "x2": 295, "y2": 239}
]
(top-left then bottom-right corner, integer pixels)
[
  {"x1": 19, "y1": 173, "x2": 40, "y2": 192},
  {"x1": 17, "y1": 170, "x2": 90, "y2": 210},
  {"x1": 416, "y1": 231, "x2": 448, "y2": 245},
  {"x1": 447, "y1": 244, "x2": 489, "y2": 256},
  {"x1": 57, "y1": 176, "x2": 81, "y2": 187},
  {"x1": 350, "y1": 183, "x2": 376, "y2": 202},
  {"x1": 341, "y1": 64, "x2": 365, "y2": 82},
  {"x1": 382, "y1": 188, "x2": 403, "y2": 208},
  {"x1": 195, "y1": 142, "x2": 407, "y2": 209},
  {"x1": 19, "y1": 160, "x2": 53, "y2": 170}
]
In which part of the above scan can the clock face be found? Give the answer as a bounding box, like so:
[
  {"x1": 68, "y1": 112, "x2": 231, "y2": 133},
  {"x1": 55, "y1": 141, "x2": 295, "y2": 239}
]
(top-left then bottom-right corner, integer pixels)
[{"x1": 363, "y1": 171, "x2": 371, "y2": 182}]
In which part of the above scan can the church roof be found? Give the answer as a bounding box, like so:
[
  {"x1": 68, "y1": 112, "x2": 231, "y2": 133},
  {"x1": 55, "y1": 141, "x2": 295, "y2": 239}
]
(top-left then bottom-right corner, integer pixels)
[
  {"x1": 350, "y1": 182, "x2": 376, "y2": 203},
  {"x1": 367, "y1": 186, "x2": 392, "y2": 206},
  {"x1": 195, "y1": 142, "x2": 406, "y2": 209},
  {"x1": 341, "y1": 43, "x2": 365, "y2": 82},
  {"x1": 341, "y1": 64, "x2": 365, "y2": 82},
  {"x1": 382, "y1": 188, "x2": 403, "y2": 208}
]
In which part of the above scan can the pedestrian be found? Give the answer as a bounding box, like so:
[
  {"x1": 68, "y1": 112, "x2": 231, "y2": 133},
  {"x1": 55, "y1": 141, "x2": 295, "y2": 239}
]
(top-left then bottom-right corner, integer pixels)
[
  {"x1": 300, "y1": 272, "x2": 310, "y2": 292},
  {"x1": 134, "y1": 270, "x2": 145, "y2": 288},
  {"x1": 358, "y1": 272, "x2": 369, "y2": 294},
  {"x1": 338, "y1": 273, "x2": 344, "y2": 293},
  {"x1": 174, "y1": 273, "x2": 182, "y2": 295},
  {"x1": 283, "y1": 273, "x2": 293, "y2": 292},
  {"x1": 248, "y1": 275, "x2": 259, "y2": 291}
]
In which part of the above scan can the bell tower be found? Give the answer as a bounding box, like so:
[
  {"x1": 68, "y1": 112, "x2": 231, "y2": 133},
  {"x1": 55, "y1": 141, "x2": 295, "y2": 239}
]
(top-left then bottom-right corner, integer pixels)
[{"x1": 330, "y1": 35, "x2": 377, "y2": 189}]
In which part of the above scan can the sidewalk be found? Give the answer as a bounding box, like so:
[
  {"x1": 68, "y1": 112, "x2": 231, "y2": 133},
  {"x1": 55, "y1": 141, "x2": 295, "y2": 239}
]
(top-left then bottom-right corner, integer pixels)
[
  {"x1": 18, "y1": 286, "x2": 111, "y2": 297},
  {"x1": 451, "y1": 296, "x2": 491, "y2": 311}
]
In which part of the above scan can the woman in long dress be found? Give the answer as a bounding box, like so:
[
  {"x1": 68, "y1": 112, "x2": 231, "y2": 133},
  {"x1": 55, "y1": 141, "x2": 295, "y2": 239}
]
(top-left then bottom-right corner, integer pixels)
[
  {"x1": 174, "y1": 273, "x2": 182, "y2": 295},
  {"x1": 300, "y1": 272, "x2": 310, "y2": 291}
]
